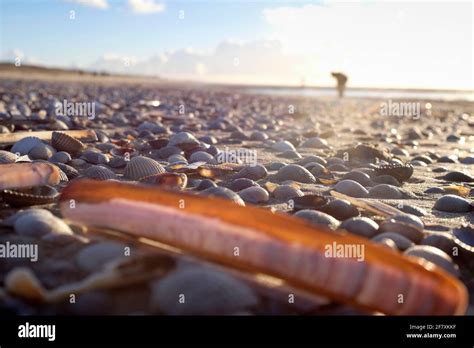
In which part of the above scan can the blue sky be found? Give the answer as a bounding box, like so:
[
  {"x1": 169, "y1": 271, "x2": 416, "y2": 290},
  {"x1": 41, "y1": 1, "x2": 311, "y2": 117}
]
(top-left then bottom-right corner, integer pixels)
[{"x1": 1, "y1": 0, "x2": 473, "y2": 89}]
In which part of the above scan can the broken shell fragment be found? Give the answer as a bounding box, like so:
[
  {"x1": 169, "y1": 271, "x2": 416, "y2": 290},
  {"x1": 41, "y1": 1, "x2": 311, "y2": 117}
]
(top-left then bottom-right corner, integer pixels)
[{"x1": 59, "y1": 179, "x2": 468, "y2": 315}]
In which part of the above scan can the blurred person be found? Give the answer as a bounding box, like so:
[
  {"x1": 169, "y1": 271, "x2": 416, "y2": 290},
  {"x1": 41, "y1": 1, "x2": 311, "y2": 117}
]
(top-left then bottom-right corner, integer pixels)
[{"x1": 331, "y1": 72, "x2": 348, "y2": 98}]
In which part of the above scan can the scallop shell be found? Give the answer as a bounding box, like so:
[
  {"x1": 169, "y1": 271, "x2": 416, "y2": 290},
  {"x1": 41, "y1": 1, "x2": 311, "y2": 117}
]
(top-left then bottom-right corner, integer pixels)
[
  {"x1": 51, "y1": 131, "x2": 86, "y2": 155},
  {"x1": 374, "y1": 164, "x2": 414, "y2": 182},
  {"x1": 11, "y1": 136, "x2": 43, "y2": 155},
  {"x1": 54, "y1": 162, "x2": 79, "y2": 179},
  {"x1": 124, "y1": 156, "x2": 165, "y2": 181},
  {"x1": 84, "y1": 165, "x2": 117, "y2": 180},
  {"x1": 151, "y1": 267, "x2": 258, "y2": 315},
  {"x1": 0, "y1": 150, "x2": 17, "y2": 164},
  {"x1": 2, "y1": 185, "x2": 59, "y2": 207}
]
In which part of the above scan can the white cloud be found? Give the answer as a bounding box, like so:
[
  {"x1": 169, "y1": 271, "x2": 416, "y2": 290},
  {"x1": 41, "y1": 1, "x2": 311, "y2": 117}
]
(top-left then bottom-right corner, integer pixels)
[
  {"x1": 67, "y1": 0, "x2": 109, "y2": 9},
  {"x1": 128, "y1": 0, "x2": 165, "y2": 14},
  {"x1": 1, "y1": 49, "x2": 40, "y2": 65},
  {"x1": 88, "y1": 40, "x2": 310, "y2": 85}
]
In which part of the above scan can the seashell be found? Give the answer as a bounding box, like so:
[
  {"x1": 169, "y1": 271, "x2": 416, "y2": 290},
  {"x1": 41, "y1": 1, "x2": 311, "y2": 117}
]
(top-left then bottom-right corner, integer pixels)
[
  {"x1": 333, "y1": 180, "x2": 369, "y2": 198},
  {"x1": 294, "y1": 209, "x2": 340, "y2": 230},
  {"x1": 59, "y1": 180, "x2": 469, "y2": 315},
  {"x1": 2, "y1": 185, "x2": 59, "y2": 207},
  {"x1": 109, "y1": 147, "x2": 138, "y2": 159},
  {"x1": 404, "y1": 246, "x2": 460, "y2": 277},
  {"x1": 199, "y1": 135, "x2": 218, "y2": 145},
  {"x1": 2, "y1": 208, "x2": 54, "y2": 227},
  {"x1": 438, "y1": 171, "x2": 474, "y2": 183},
  {"x1": 279, "y1": 150, "x2": 301, "y2": 159},
  {"x1": 28, "y1": 143, "x2": 56, "y2": 160},
  {"x1": 340, "y1": 217, "x2": 379, "y2": 238},
  {"x1": 51, "y1": 131, "x2": 85, "y2": 155},
  {"x1": 271, "y1": 141, "x2": 296, "y2": 152},
  {"x1": 250, "y1": 131, "x2": 268, "y2": 141},
  {"x1": 151, "y1": 267, "x2": 258, "y2": 315},
  {"x1": 54, "y1": 162, "x2": 79, "y2": 179},
  {"x1": 274, "y1": 164, "x2": 316, "y2": 184},
  {"x1": 290, "y1": 194, "x2": 328, "y2": 211},
  {"x1": 421, "y1": 233, "x2": 457, "y2": 256},
  {"x1": 234, "y1": 164, "x2": 267, "y2": 181},
  {"x1": 5, "y1": 268, "x2": 46, "y2": 301},
  {"x1": 238, "y1": 186, "x2": 269, "y2": 204},
  {"x1": 10, "y1": 136, "x2": 43, "y2": 155},
  {"x1": 320, "y1": 199, "x2": 359, "y2": 220},
  {"x1": 228, "y1": 178, "x2": 259, "y2": 192},
  {"x1": 437, "y1": 154, "x2": 458, "y2": 163},
  {"x1": 140, "y1": 173, "x2": 188, "y2": 189},
  {"x1": 434, "y1": 194, "x2": 472, "y2": 213},
  {"x1": 396, "y1": 203, "x2": 427, "y2": 217},
  {"x1": 424, "y1": 187, "x2": 445, "y2": 194},
  {"x1": 201, "y1": 186, "x2": 245, "y2": 206},
  {"x1": 301, "y1": 137, "x2": 329, "y2": 149},
  {"x1": 0, "y1": 150, "x2": 17, "y2": 164},
  {"x1": 336, "y1": 144, "x2": 392, "y2": 164},
  {"x1": 368, "y1": 184, "x2": 402, "y2": 199},
  {"x1": 196, "y1": 179, "x2": 217, "y2": 191},
  {"x1": 297, "y1": 155, "x2": 327, "y2": 167},
  {"x1": 81, "y1": 150, "x2": 109, "y2": 165},
  {"x1": 84, "y1": 165, "x2": 117, "y2": 180},
  {"x1": 377, "y1": 238, "x2": 398, "y2": 250},
  {"x1": 124, "y1": 156, "x2": 165, "y2": 181},
  {"x1": 452, "y1": 226, "x2": 474, "y2": 260},
  {"x1": 75, "y1": 242, "x2": 126, "y2": 272},
  {"x1": 342, "y1": 171, "x2": 373, "y2": 187},
  {"x1": 461, "y1": 156, "x2": 474, "y2": 164},
  {"x1": 372, "y1": 175, "x2": 400, "y2": 186},
  {"x1": 157, "y1": 146, "x2": 183, "y2": 158},
  {"x1": 49, "y1": 151, "x2": 72, "y2": 164},
  {"x1": 189, "y1": 151, "x2": 215, "y2": 163},
  {"x1": 272, "y1": 185, "x2": 304, "y2": 201},
  {"x1": 379, "y1": 214, "x2": 424, "y2": 243},
  {"x1": 168, "y1": 154, "x2": 188, "y2": 164},
  {"x1": 0, "y1": 162, "x2": 61, "y2": 190},
  {"x1": 13, "y1": 208, "x2": 73, "y2": 237},
  {"x1": 373, "y1": 163, "x2": 413, "y2": 183},
  {"x1": 168, "y1": 132, "x2": 200, "y2": 150},
  {"x1": 148, "y1": 138, "x2": 169, "y2": 150},
  {"x1": 328, "y1": 163, "x2": 349, "y2": 172},
  {"x1": 372, "y1": 232, "x2": 414, "y2": 251}
]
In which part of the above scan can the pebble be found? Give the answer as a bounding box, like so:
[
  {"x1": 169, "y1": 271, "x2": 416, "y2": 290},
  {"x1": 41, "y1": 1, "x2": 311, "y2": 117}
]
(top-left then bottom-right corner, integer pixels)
[
  {"x1": 404, "y1": 245, "x2": 460, "y2": 277},
  {"x1": 275, "y1": 164, "x2": 316, "y2": 184},
  {"x1": 333, "y1": 180, "x2": 369, "y2": 198},
  {"x1": 75, "y1": 242, "x2": 126, "y2": 272},
  {"x1": 368, "y1": 184, "x2": 403, "y2": 199},
  {"x1": 340, "y1": 217, "x2": 379, "y2": 238},
  {"x1": 434, "y1": 194, "x2": 472, "y2": 213},
  {"x1": 238, "y1": 186, "x2": 269, "y2": 204},
  {"x1": 294, "y1": 210, "x2": 340, "y2": 230}
]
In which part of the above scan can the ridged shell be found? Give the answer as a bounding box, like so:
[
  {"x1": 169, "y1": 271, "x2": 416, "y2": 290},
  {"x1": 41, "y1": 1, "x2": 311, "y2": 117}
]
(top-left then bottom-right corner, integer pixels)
[
  {"x1": 11, "y1": 136, "x2": 43, "y2": 155},
  {"x1": 84, "y1": 165, "x2": 117, "y2": 180},
  {"x1": 2, "y1": 185, "x2": 59, "y2": 207},
  {"x1": 151, "y1": 267, "x2": 259, "y2": 315},
  {"x1": 374, "y1": 164, "x2": 414, "y2": 182},
  {"x1": 124, "y1": 156, "x2": 165, "y2": 181},
  {"x1": 51, "y1": 131, "x2": 86, "y2": 155},
  {"x1": 54, "y1": 162, "x2": 79, "y2": 179},
  {"x1": 0, "y1": 150, "x2": 17, "y2": 164}
]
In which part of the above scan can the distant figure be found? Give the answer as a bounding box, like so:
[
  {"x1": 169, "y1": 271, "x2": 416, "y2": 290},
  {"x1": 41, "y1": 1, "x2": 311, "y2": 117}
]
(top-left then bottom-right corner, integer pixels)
[{"x1": 331, "y1": 72, "x2": 348, "y2": 98}]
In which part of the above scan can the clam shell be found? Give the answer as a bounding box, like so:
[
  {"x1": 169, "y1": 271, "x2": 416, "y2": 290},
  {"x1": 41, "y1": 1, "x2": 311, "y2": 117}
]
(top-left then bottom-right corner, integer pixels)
[
  {"x1": 13, "y1": 208, "x2": 73, "y2": 236},
  {"x1": 372, "y1": 232, "x2": 414, "y2": 251},
  {"x1": 404, "y1": 246, "x2": 460, "y2": 277},
  {"x1": 49, "y1": 151, "x2": 72, "y2": 164},
  {"x1": 54, "y1": 162, "x2": 79, "y2": 179},
  {"x1": 320, "y1": 199, "x2": 359, "y2": 220},
  {"x1": 452, "y1": 226, "x2": 474, "y2": 260},
  {"x1": 168, "y1": 132, "x2": 200, "y2": 149},
  {"x1": 0, "y1": 150, "x2": 17, "y2": 164},
  {"x1": 124, "y1": 156, "x2": 165, "y2": 181},
  {"x1": 2, "y1": 185, "x2": 59, "y2": 207},
  {"x1": 434, "y1": 195, "x2": 472, "y2": 213},
  {"x1": 238, "y1": 186, "x2": 269, "y2": 204},
  {"x1": 81, "y1": 150, "x2": 109, "y2": 165},
  {"x1": 272, "y1": 185, "x2": 304, "y2": 201},
  {"x1": 379, "y1": 214, "x2": 424, "y2": 243},
  {"x1": 234, "y1": 164, "x2": 268, "y2": 181},
  {"x1": 340, "y1": 217, "x2": 379, "y2": 238},
  {"x1": 333, "y1": 180, "x2": 369, "y2": 198},
  {"x1": 228, "y1": 178, "x2": 259, "y2": 192},
  {"x1": 201, "y1": 186, "x2": 245, "y2": 206},
  {"x1": 342, "y1": 171, "x2": 373, "y2": 187},
  {"x1": 139, "y1": 173, "x2": 187, "y2": 189},
  {"x1": 294, "y1": 209, "x2": 340, "y2": 230},
  {"x1": 438, "y1": 171, "x2": 474, "y2": 183},
  {"x1": 28, "y1": 143, "x2": 56, "y2": 160},
  {"x1": 151, "y1": 267, "x2": 258, "y2": 315},
  {"x1": 368, "y1": 184, "x2": 402, "y2": 199},
  {"x1": 275, "y1": 164, "x2": 316, "y2": 184},
  {"x1": 374, "y1": 164, "x2": 413, "y2": 182},
  {"x1": 84, "y1": 165, "x2": 117, "y2": 180},
  {"x1": 51, "y1": 131, "x2": 86, "y2": 155},
  {"x1": 11, "y1": 136, "x2": 43, "y2": 155}
]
